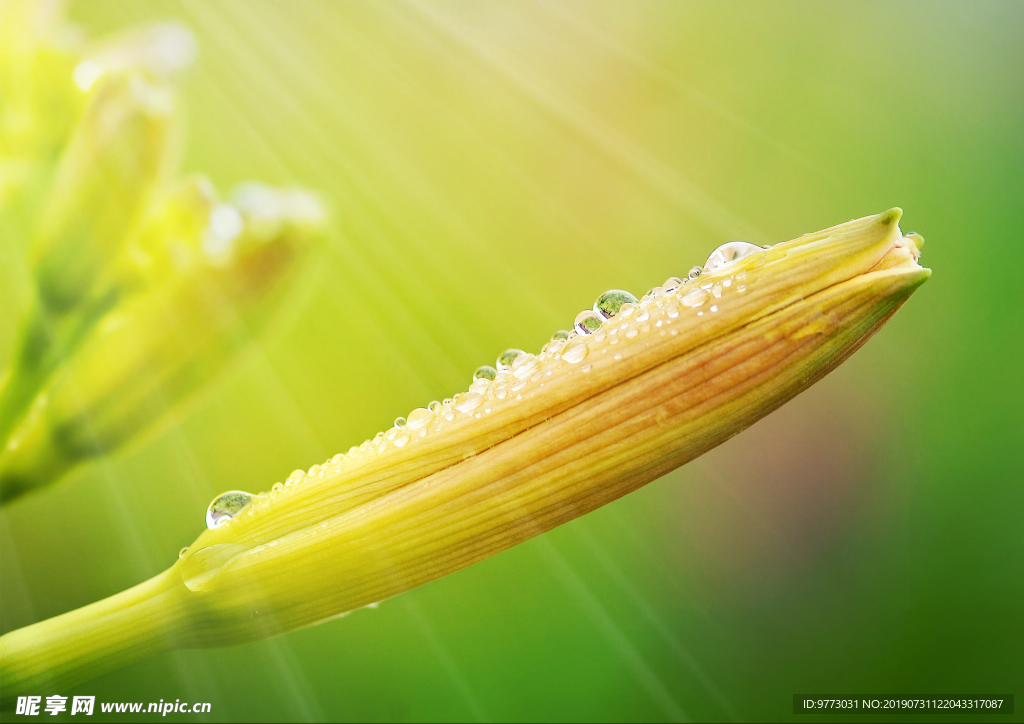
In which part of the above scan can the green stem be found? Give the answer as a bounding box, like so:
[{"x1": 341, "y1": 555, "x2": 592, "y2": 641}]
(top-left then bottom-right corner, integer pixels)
[{"x1": 0, "y1": 569, "x2": 192, "y2": 704}]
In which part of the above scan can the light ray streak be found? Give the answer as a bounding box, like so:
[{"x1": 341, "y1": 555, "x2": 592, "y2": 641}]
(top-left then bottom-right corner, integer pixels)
[
  {"x1": 538, "y1": 537, "x2": 689, "y2": 722},
  {"x1": 536, "y1": 0, "x2": 832, "y2": 185},
  {"x1": 572, "y1": 521, "x2": 744, "y2": 721},
  {"x1": 401, "y1": 0, "x2": 764, "y2": 244},
  {"x1": 181, "y1": 0, "x2": 474, "y2": 399},
  {"x1": 403, "y1": 596, "x2": 489, "y2": 722}
]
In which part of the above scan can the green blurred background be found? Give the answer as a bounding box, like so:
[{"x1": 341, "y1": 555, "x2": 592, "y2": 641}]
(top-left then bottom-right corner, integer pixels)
[{"x1": 2, "y1": 1, "x2": 1022, "y2": 721}]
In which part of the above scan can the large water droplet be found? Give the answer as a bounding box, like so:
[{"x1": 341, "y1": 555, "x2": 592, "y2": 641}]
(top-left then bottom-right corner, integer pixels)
[
  {"x1": 681, "y1": 288, "x2": 708, "y2": 307},
  {"x1": 704, "y1": 241, "x2": 762, "y2": 271},
  {"x1": 542, "y1": 339, "x2": 565, "y2": 356},
  {"x1": 561, "y1": 339, "x2": 588, "y2": 364},
  {"x1": 574, "y1": 310, "x2": 603, "y2": 335},
  {"x1": 511, "y1": 353, "x2": 540, "y2": 379},
  {"x1": 496, "y1": 349, "x2": 524, "y2": 371},
  {"x1": 662, "y1": 277, "x2": 683, "y2": 293},
  {"x1": 206, "y1": 491, "x2": 253, "y2": 528},
  {"x1": 407, "y1": 408, "x2": 433, "y2": 430},
  {"x1": 455, "y1": 392, "x2": 484, "y2": 412},
  {"x1": 594, "y1": 290, "x2": 638, "y2": 320},
  {"x1": 473, "y1": 365, "x2": 497, "y2": 381}
]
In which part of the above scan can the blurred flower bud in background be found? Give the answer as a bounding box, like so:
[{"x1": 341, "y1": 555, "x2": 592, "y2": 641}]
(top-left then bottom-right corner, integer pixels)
[{"x1": 0, "y1": 1, "x2": 325, "y2": 502}]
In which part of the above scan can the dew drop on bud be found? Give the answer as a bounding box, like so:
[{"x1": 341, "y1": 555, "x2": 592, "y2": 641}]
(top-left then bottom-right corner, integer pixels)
[
  {"x1": 511, "y1": 353, "x2": 540, "y2": 379},
  {"x1": 688, "y1": 267, "x2": 702, "y2": 280},
  {"x1": 550, "y1": 330, "x2": 570, "y2": 341},
  {"x1": 428, "y1": 400, "x2": 441, "y2": 412},
  {"x1": 473, "y1": 365, "x2": 497, "y2": 381},
  {"x1": 206, "y1": 490, "x2": 253, "y2": 528},
  {"x1": 561, "y1": 339, "x2": 588, "y2": 364},
  {"x1": 393, "y1": 416, "x2": 407, "y2": 428},
  {"x1": 594, "y1": 290, "x2": 638, "y2": 319},
  {"x1": 662, "y1": 277, "x2": 683, "y2": 293},
  {"x1": 574, "y1": 309, "x2": 603, "y2": 335},
  {"x1": 496, "y1": 349, "x2": 524, "y2": 371},
  {"x1": 455, "y1": 392, "x2": 484, "y2": 412},
  {"x1": 407, "y1": 408, "x2": 433, "y2": 430},
  {"x1": 704, "y1": 241, "x2": 763, "y2": 271}
]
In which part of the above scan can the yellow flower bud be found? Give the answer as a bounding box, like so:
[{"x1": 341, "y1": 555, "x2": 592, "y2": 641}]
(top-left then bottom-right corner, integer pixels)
[
  {"x1": 0, "y1": 184, "x2": 324, "y2": 500},
  {"x1": 0, "y1": 209, "x2": 929, "y2": 699},
  {"x1": 30, "y1": 71, "x2": 179, "y2": 312}
]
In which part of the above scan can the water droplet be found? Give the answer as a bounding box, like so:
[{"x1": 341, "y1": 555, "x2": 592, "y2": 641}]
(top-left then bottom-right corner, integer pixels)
[
  {"x1": 704, "y1": 241, "x2": 762, "y2": 271},
  {"x1": 688, "y1": 267, "x2": 702, "y2": 280},
  {"x1": 473, "y1": 365, "x2": 497, "y2": 381},
  {"x1": 178, "y1": 546, "x2": 189, "y2": 558},
  {"x1": 581, "y1": 364, "x2": 592, "y2": 373},
  {"x1": 663, "y1": 277, "x2": 683, "y2": 293},
  {"x1": 496, "y1": 348, "x2": 524, "y2": 370},
  {"x1": 613, "y1": 353, "x2": 622, "y2": 360},
  {"x1": 393, "y1": 430, "x2": 410, "y2": 447},
  {"x1": 542, "y1": 339, "x2": 565, "y2": 356},
  {"x1": 681, "y1": 288, "x2": 708, "y2": 307},
  {"x1": 551, "y1": 330, "x2": 570, "y2": 341},
  {"x1": 511, "y1": 353, "x2": 540, "y2": 379},
  {"x1": 407, "y1": 408, "x2": 433, "y2": 430},
  {"x1": 455, "y1": 392, "x2": 484, "y2": 412},
  {"x1": 307, "y1": 464, "x2": 322, "y2": 477},
  {"x1": 594, "y1": 290, "x2": 638, "y2": 319},
  {"x1": 561, "y1": 339, "x2": 589, "y2": 364},
  {"x1": 635, "y1": 308, "x2": 650, "y2": 322},
  {"x1": 393, "y1": 416, "x2": 407, "y2": 428},
  {"x1": 287, "y1": 469, "x2": 305, "y2": 485},
  {"x1": 710, "y1": 305, "x2": 719, "y2": 312},
  {"x1": 206, "y1": 491, "x2": 253, "y2": 528},
  {"x1": 272, "y1": 482, "x2": 284, "y2": 493},
  {"x1": 712, "y1": 283, "x2": 723, "y2": 299},
  {"x1": 618, "y1": 303, "x2": 636, "y2": 318},
  {"x1": 574, "y1": 309, "x2": 603, "y2": 335},
  {"x1": 428, "y1": 400, "x2": 441, "y2": 412},
  {"x1": 625, "y1": 328, "x2": 638, "y2": 339},
  {"x1": 469, "y1": 378, "x2": 490, "y2": 394}
]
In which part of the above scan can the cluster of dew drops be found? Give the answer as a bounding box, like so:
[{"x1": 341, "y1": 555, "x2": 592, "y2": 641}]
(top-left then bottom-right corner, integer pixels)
[{"x1": 197, "y1": 240, "x2": 764, "y2": 536}]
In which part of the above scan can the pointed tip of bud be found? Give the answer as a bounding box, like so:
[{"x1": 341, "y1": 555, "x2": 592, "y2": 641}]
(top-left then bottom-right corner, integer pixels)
[{"x1": 879, "y1": 207, "x2": 903, "y2": 227}]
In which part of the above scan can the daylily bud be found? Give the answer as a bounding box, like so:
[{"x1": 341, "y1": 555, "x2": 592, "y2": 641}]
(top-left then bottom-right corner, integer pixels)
[
  {"x1": 71, "y1": 22, "x2": 196, "y2": 93},
  {"x1": 0, "y1": 210, "x2": 929, "y2": 698},
  {"x1": 0, "y1": 184, "x2": 323, "y2": 500},
  {"x1": 30, "y1": 71, "x2": 179, "y2": 313},
  {"x1": 0, "y1": 74, "x2": 181, "y2": 454},
  {"x1": 0, "y1": 3, "x2": 82, "y2": 212}
]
